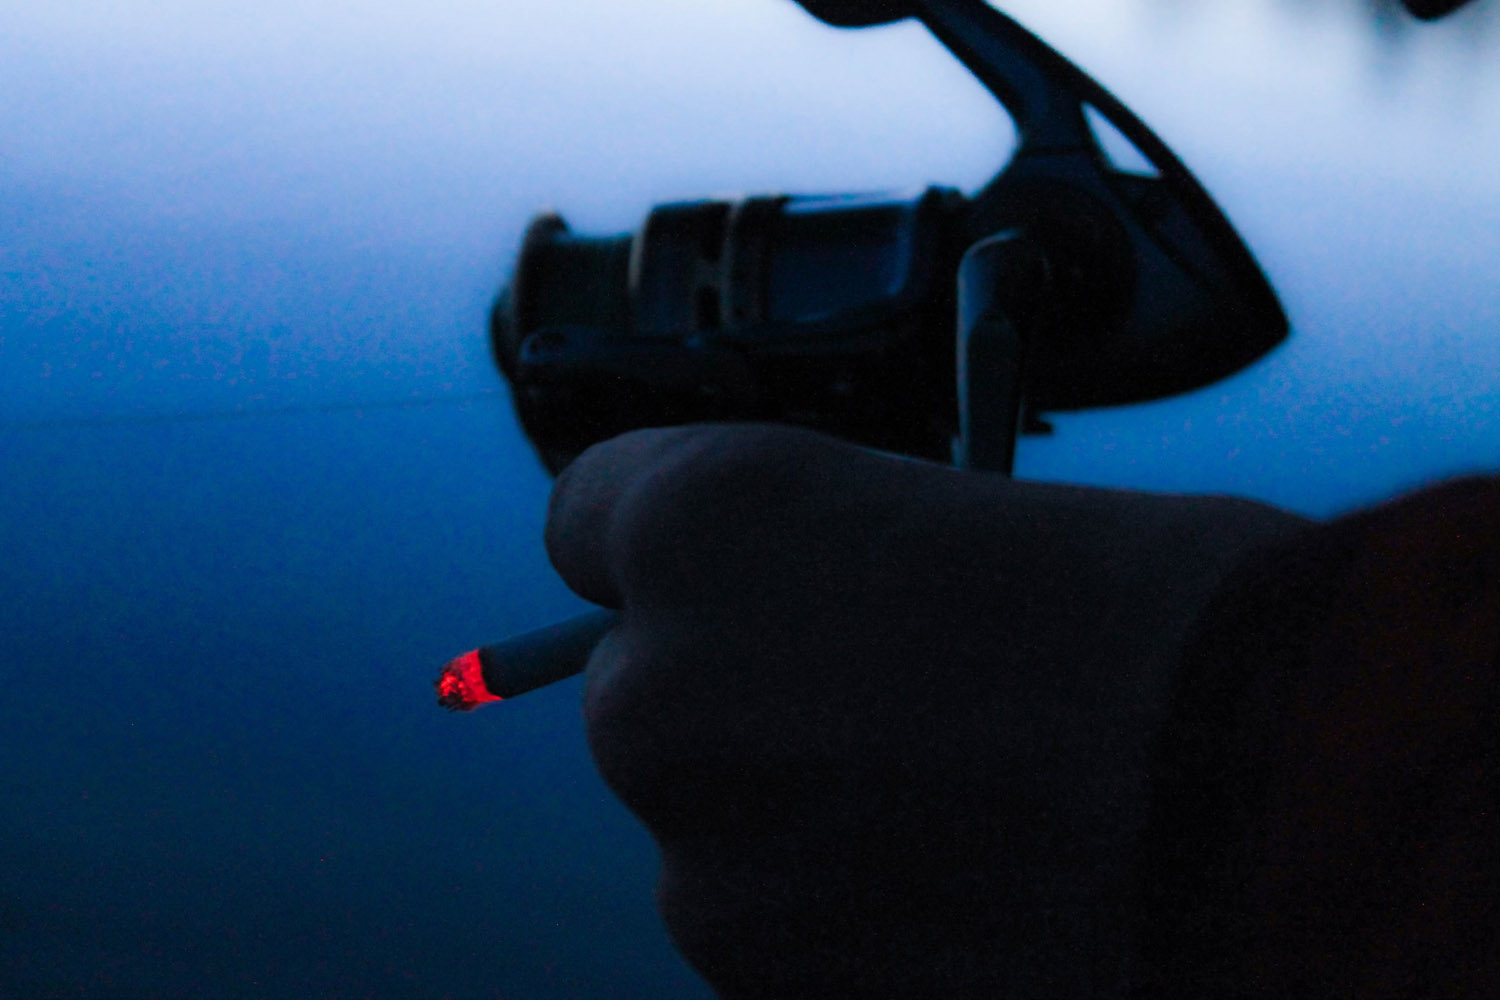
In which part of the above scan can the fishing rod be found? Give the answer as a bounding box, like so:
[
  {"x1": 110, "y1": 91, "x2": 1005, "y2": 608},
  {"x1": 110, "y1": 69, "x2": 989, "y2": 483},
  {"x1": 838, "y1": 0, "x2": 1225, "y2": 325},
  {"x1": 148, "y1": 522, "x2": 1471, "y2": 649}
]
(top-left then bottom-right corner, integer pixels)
[{"x1": 437, "y1": 0, "x2": 1300, "y2": 710}]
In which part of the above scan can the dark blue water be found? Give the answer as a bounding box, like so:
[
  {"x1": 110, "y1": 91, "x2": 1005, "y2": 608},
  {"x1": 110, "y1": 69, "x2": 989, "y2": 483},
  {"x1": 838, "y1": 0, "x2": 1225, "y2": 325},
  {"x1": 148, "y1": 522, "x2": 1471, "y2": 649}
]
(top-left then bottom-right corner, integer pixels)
[
  {"x1": 1, "y1": 413, "x2": 676, "y2": 999},
  {"x1": 2, "y1": 171, "x2": 709, "y2": 999},
  {"x1": 4, "y1": 1, "x2": 1500, "y2": 997}
]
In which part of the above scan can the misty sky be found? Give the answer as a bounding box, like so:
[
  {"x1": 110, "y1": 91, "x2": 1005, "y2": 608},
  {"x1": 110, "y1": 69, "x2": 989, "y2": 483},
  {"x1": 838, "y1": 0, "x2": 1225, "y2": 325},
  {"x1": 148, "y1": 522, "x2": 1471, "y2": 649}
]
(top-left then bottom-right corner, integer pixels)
[{"x1": 4, "y1": 0, "x2": 1499, "y2": 505}]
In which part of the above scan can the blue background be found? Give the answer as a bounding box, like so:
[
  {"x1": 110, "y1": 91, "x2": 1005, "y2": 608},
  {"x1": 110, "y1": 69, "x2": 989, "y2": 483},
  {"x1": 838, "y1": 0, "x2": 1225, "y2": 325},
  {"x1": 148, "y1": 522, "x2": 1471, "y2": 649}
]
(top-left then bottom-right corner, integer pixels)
[{"x1": 3, "y1": 1, "x2": 1499, "y2": 996}]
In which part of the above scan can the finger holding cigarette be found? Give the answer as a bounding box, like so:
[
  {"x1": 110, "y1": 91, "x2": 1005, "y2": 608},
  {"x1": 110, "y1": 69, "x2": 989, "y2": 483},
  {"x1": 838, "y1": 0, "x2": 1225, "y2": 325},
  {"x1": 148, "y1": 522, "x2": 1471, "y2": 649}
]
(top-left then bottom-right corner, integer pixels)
[
  {"x1": 436, "y1": 427, "x2": 752, "y2": 712},
  {"x1": 436, "y1": 608, "x2": 620, "y2": 711},
  {"x1": 436, "y1": 427, "x2": 825, "y2": 714}
]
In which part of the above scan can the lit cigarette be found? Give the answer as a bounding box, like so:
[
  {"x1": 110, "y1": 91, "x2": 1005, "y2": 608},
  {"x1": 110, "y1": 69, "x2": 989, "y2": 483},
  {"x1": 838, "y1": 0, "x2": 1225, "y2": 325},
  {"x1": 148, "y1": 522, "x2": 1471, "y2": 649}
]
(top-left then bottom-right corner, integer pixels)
[{"x1": 435, "y1": 608, "x2": 620, "y2": 711}]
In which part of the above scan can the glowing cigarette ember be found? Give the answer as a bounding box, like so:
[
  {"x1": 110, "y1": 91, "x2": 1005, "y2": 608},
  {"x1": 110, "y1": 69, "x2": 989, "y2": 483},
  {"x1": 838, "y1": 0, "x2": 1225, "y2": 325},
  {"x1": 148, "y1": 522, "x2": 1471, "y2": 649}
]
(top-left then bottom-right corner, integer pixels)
[{"x1": 436, "y1": 609, "x2": 620, "y2": 711}]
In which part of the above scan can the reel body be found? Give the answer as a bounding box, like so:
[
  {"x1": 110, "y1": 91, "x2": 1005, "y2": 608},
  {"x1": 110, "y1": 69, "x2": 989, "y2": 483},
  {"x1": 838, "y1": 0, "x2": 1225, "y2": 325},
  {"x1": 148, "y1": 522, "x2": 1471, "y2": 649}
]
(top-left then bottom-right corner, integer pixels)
[{"x1": 491, "y1": 0, "x2": 1290, "y2": 475}]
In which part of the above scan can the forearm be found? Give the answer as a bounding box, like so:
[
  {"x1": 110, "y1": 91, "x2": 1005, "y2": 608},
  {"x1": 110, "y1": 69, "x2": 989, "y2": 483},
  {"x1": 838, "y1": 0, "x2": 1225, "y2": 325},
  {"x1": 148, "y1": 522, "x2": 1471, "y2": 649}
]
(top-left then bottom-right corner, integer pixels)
[{"x1": 1136, "y1": 475, "x2": 1500, "y2": 997}]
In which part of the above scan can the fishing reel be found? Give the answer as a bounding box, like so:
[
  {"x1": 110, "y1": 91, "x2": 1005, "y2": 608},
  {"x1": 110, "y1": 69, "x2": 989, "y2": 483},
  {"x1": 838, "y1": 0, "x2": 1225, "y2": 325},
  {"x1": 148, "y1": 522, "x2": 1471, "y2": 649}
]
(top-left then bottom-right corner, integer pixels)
[{"x1": 489, "y1": 0, "x2": 1290, "y2": 478}]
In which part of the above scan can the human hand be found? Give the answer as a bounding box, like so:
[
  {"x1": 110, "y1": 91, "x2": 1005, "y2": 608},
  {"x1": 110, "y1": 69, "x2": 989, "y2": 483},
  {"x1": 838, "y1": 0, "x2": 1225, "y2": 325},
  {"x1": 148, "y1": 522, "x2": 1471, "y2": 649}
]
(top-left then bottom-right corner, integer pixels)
[{"x1": 544, "y1": 423, "x2": 1310, "y2": 999}]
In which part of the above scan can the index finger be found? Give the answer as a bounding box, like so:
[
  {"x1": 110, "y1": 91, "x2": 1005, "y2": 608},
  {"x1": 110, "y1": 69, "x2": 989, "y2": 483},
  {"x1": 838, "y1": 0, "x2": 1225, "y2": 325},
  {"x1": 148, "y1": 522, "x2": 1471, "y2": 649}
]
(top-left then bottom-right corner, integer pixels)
[{"x1": 543, "y1": 424, "x2": 734, "y2": 608}]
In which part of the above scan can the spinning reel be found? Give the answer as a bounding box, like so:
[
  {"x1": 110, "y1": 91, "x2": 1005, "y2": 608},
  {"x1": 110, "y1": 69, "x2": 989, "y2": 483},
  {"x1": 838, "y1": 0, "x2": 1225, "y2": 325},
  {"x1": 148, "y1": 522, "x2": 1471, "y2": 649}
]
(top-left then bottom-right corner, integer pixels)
[{"x1": 490, "y1": 0, "x2": 1289, "y2": 479}]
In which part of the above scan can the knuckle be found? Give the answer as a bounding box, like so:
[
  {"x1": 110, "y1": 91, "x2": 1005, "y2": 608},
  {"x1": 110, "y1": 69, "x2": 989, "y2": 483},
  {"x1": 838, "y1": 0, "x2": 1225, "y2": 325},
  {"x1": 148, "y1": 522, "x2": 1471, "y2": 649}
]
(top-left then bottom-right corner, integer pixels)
[
  {"x1": 605, "y1": 423, "x2": 834, "y2": 598},
  {"x1": 543, "y1": 425, "x2": 730, "y2": 602}
]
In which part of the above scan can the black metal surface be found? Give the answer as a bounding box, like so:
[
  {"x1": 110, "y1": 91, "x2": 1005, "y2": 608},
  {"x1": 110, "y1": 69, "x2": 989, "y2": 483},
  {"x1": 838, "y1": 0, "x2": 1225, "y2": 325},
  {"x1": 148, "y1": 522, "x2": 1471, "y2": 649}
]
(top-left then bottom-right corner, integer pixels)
[
  {"x1": 1401, "y1": 0, "x2": 1475, "y2": 20},
  {"x1": 790, "y1": 0, "x2": 915, "y2": 27}
]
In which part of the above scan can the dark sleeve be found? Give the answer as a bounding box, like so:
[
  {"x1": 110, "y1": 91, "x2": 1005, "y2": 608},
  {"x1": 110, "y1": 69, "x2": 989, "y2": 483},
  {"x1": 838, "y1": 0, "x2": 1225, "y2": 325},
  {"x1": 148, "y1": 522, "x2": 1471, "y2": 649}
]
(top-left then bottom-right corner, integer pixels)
[{"x1": 1134, "y1": 476, "x2": 1500, "y2": 998}]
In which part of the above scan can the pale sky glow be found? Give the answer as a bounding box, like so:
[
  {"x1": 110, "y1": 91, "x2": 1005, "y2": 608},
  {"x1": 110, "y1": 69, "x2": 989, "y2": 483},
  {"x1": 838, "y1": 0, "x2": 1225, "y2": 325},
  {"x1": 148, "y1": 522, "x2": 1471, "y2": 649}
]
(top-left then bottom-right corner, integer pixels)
[
  {"x1": 0, "y1": 0, "x2": 1481, "y2": 192},
  {"x1": 3, "y1": 0, "x2": 1499, "y2": 507},
  {"x1": 5, "y1": 0, "x2": 1498, "y2": 209}
]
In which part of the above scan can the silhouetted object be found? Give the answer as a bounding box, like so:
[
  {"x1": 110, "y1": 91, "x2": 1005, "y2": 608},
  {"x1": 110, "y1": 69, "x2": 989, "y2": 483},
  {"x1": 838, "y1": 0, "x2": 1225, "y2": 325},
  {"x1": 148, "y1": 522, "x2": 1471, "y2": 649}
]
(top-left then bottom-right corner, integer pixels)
[
  {"x1": 795, "y1": 0, "x2": 913, "y2": 26},
  {"x1": 446, "y1": 0, "x2": 1289, "y2": 707},
  {"x1": 1402, "y1": 0, "x2": 1475, "y2": 20}
]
